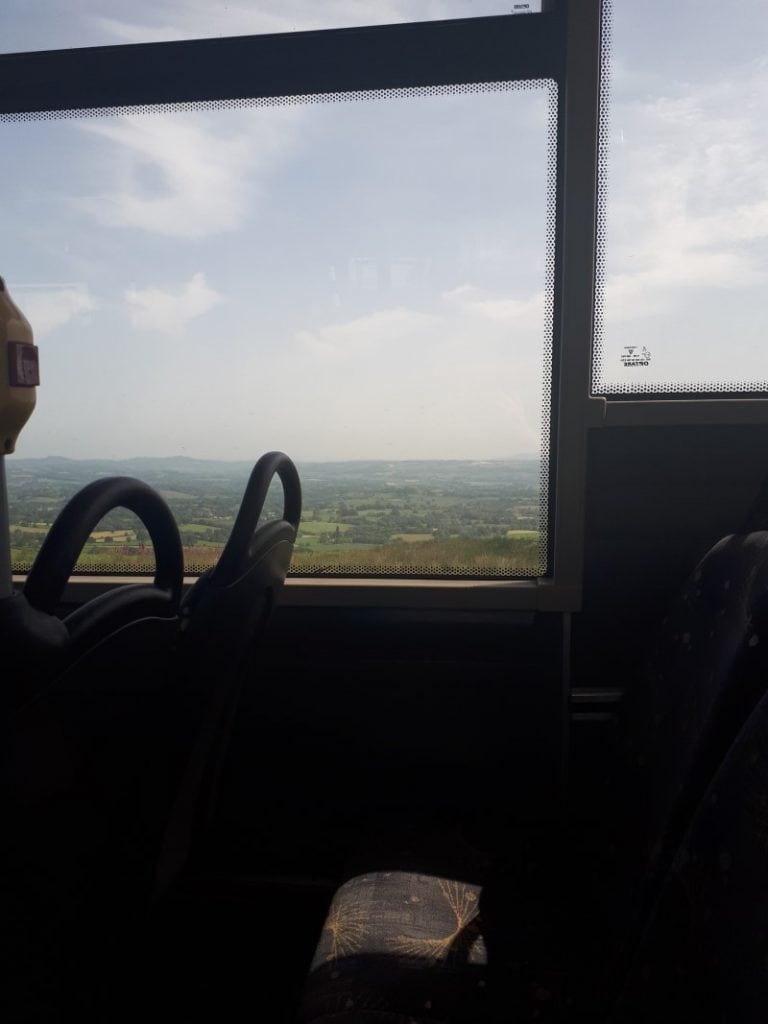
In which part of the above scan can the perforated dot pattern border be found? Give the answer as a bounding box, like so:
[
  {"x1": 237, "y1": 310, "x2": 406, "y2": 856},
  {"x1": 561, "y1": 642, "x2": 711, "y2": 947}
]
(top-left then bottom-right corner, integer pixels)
[
  {"x1": 2, "y1": 79, "x2": 552, "y2": 123},
  {"x1": 5, "y1": 78, "x2": 558, "y2": 579},
  {"x1": 591, "y1": 0, "x2": 612, "y2": 396},
  {"x1": 538, "y1": 79, "x2": 558, "y2": 578},
  {"x1": 11, "y1": 556, "x2": 545, "y2": 579}
]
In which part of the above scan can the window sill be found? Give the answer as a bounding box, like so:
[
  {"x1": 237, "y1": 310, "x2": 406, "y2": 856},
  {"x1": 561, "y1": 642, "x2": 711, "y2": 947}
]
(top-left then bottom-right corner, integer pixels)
[{"x1": 13, "y1": 574, "x2": 580, "y2": 612}]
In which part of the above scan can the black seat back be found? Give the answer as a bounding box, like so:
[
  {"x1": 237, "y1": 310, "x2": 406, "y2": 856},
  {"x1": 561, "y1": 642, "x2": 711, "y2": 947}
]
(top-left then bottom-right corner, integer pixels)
[
  {"x1": 5, "y1": 475, "x2": 184, "y2": 709},
  {"x1": 585, "y1": 529, "x2": 768, "y2": 1014},
  {"x1": 152, "y1": 451, "x2": 301, "y2": 896},
  {"x1": 618, "y1": 479, "x2": 768, "y2": 875},
  {"x1": 620, "y1": 531, "x2": 768, "y2": 880},
  {"x1": 613, "y1": 680, "x2": 768, "y2": 1023},
  {"x1": 3, "y1": 478, "x2": 184, "y2": 1021}
]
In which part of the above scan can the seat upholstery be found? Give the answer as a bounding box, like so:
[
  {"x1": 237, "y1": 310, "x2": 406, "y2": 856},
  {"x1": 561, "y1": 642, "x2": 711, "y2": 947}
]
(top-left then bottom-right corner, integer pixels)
[
  {"x1": 564, "y1": 531, "x2": 768, "y2": 1017},
  {"x1": 589, "y1": 530, "x2": 768, "y2": 996},
  {"x1": 301, "y1": 872, "x2": 488, "y2": 1024},
  {"x1": 612, "y1": 683, "x2": 768, "y2": 1023},
  {"x1": 620, "y1": 531, "x2": 768, "y2": 879}
]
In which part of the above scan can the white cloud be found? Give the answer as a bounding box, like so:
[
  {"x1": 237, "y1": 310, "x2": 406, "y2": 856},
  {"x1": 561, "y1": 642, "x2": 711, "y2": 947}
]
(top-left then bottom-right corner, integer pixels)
[
  {"x1": 286, "y1": 291, "x2": 546, "y2": 457},
  {"x1": 78, "y1": 107, "x2": 300, "y2": 238},
  {"x1": 9, "y1": 285, "x2": 94, "y2": 338},
  {"x1": 603, "y1": 61, "x2": 768, "y2": 325},
  {"x1": 125, "y1": 272, "x2": 221, "y2": 336},
  {"x1": 297, "y1": 306, "x2": 439, "y2": 359},
  {"x1": 442, "y1": 283, "x2": 545, "y2": 330}
]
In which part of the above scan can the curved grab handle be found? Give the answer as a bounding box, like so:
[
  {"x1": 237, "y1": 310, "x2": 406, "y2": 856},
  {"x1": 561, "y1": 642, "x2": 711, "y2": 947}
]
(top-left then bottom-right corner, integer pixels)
[
  {"x1": 212, "y1": 451, "x2": 301, "y2": 586},
  {"x1": 23, "y1": 476, "x2": 184, "y2": 615}
]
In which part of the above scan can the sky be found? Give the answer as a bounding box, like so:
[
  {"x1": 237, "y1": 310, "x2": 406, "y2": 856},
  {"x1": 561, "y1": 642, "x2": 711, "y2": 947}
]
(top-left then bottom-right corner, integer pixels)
[
  {"x1": 597, "y1": 0, "x2": 768, "y2": 394},
  {"x1": 1, "y1": 0, "x2": 767, "y2": 461}
]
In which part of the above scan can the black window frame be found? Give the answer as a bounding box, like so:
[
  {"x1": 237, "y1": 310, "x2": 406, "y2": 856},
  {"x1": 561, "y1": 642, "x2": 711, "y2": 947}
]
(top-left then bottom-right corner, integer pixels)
[{"x1": 2, "y1": 1, "x2": 607, "y2": 611}]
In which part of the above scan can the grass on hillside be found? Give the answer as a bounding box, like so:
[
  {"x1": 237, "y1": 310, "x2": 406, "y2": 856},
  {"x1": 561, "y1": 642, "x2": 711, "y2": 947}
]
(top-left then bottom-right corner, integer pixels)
[{"x1": 11, "y1": 535, "x2": 543, "y2": 577}]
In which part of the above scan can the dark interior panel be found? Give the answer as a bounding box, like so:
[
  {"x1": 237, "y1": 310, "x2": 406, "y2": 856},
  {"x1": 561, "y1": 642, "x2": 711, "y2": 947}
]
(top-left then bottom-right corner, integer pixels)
[
  {"x1": 569, "y1": 422, "x2": 768, "y2": 820},
  {"x1": 208, "y1": 607, "x2": 565, "y2": 880},
  {"x1": 575, "y1": 423, "x2": 768, "y2": 685}
]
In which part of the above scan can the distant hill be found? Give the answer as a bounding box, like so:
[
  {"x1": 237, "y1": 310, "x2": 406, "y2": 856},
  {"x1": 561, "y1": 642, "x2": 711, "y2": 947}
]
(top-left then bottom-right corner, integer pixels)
[
  {"x1": 9, "y1": 455, "x2": 541, "y2": 487},
  {"x1": 13, "y1": 454, "x2": 253, "y2": 477}
]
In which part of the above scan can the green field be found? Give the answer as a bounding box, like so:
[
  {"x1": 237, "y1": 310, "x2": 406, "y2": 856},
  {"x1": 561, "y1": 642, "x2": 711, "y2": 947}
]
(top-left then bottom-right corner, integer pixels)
[
  {"x1": 8, "y1": 456, "x2": 545, "y2": 577},
  {"x1": 390, "y1": 533, "x2": 435, "y2": 542},
  {"x1": 291, "y1": 536, "x2": 541, "y2": 573}
]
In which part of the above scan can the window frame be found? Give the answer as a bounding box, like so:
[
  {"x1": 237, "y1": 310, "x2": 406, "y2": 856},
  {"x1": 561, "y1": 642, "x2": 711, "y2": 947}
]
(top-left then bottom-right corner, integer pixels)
[{"x1": 2, "y1": 0, "x2": 610, "y2": 612}]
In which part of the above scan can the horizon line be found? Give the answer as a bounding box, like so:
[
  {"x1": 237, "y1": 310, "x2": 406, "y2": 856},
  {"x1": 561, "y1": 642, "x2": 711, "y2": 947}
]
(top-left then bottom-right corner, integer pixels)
[{"x1": 10, "y1": 453, "x2": 541, "y2": 464}]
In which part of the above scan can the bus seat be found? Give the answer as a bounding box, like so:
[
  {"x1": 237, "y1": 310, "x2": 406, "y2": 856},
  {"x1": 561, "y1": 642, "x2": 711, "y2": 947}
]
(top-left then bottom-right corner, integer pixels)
[
  {"x1": 611, "y1": 680, "x2": 768, "y2": 1023},
  {"x1": 595, "y1": 531, "x2": 768, "y2": 966},
  {"x1": 8, "y1": 475, "x2": 184, "y2": 710},
  {"x1": 5, "y1": 476, "x2": 185, "y2": 842},
  {"x1": 152, "y1": 450, "x2": 302, "y2": 898},
  {"x1": 3, "y1": 455, "x2": 301, "y2": 1021},
  {"x1": 619, "y1": 532, "x2": 768, "y2": 864},
  {"x1": 295, "y1": 527, "x2": 768, "y2": 1024},
  {"x1": 3, "y1": 477, "x2": 184, "y2": 1023}
]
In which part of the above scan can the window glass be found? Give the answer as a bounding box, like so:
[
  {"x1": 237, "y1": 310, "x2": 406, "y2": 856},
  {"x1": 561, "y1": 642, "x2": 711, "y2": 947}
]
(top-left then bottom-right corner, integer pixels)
[
  {"x1": 3, "y1": 82, "x2": 556, "y2": 578},
  {"x1": 594, "y1": 0, "x2": 768, "y2": 395},
  {"x1": 1, "y1": 1, "x2": 542, "y2": 54}
]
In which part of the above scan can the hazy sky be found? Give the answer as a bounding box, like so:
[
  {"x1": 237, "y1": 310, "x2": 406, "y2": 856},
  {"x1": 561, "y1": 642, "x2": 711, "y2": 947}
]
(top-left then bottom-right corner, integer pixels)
[{"x1": 1, "y1": 0, "x2": 767, "y2": 460}]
